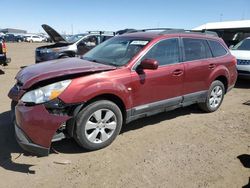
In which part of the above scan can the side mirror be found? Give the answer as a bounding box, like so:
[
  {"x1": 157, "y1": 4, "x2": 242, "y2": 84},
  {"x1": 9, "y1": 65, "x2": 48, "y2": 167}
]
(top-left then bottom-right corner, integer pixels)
[{"x1": 140, "y1": 59, "x2": 158, "y2": 70}]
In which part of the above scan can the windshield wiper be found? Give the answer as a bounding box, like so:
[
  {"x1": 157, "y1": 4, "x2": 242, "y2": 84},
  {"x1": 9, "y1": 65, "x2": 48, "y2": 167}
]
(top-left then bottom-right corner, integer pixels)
[
  {"x1": 105, "y1": 62, "x2": 119, "y2": 67},
  {"x1": 82, "y1": 57, "x2": 118, "y2": 67}
]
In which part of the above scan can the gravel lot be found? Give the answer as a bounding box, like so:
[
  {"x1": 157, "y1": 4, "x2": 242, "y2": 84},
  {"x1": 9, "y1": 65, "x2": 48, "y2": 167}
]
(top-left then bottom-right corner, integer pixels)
[{"x1": 0, "y1": 43, "x2": 249, "y2": 188}]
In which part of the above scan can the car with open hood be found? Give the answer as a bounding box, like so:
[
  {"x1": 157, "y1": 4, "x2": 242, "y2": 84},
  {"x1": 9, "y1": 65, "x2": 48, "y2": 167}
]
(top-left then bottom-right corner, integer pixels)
[
  {"x1": 9, "y1": 29, "x2": 237, "y2": 156},
  {"x1": 35, "y1": 24, "x2": 115, "y2": 63}
]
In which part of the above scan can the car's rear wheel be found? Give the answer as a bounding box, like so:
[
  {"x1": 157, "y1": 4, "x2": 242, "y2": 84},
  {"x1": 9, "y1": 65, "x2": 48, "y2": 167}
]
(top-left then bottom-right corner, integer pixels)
[
  {"x1": 198, "y1": 80, "x2": 225, "y2": 112},
  {"x1": 74, "y1": 100, "x2": 123, "y2": 150}
]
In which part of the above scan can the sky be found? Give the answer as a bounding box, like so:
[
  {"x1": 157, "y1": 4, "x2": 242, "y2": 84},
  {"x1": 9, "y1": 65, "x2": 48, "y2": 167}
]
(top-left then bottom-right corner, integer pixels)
[{"x1": 1, "y1": 0, "x2": 250, "y2": 34}]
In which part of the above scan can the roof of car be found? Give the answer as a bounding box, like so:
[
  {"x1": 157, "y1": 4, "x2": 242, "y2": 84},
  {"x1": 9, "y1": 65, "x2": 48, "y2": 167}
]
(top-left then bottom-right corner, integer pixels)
[{"x1": 120, "y1": 30, "x2": 219, "y2": 40}]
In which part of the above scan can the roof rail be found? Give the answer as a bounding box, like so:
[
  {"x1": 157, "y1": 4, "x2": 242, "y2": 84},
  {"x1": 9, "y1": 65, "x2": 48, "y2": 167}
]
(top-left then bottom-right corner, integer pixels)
[
  {"x1": 116, "y1": 29, "x2": 137, "y2": 35},
  {"x1": 116, "y1": 28, "x2": 185, "y2": 35},
  {"x1": 87, "y1": 31, "x2": 116, "y2": 35},
  {"x1": 116, "y1": 28, "x2": 219, "y2": 37},
  {"x1": 159, "y1": 29, "x2": 219, "y2": 37},
  {"x1": 140, "y1": 28, "x2": 183, "y2": 32}
]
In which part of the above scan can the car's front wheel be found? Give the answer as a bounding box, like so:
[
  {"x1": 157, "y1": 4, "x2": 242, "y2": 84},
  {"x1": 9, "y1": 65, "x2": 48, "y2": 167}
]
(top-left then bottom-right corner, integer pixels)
[
  {"x1": 198, "y1": 80, "x2": 225, "y2": 112},
  {"x1": 75, "y1": 100, "x2": 123, "y2": 150},
  {"x1": 11, "y1": 100, "x2": 18, "y2": 123}
]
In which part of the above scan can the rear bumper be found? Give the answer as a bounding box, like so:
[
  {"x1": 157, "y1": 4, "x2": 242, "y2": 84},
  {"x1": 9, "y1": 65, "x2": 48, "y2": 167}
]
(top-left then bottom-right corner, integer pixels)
[{"x1": 15, "y1": 103, "x2": 71, "y2": 156}]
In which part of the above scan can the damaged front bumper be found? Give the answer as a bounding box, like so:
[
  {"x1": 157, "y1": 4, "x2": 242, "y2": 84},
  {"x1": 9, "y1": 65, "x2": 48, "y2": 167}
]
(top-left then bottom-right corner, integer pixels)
[
  {"x1": 15, "y1": 122, "x2": 49, "y2": 156},
  {"x1": 15, "y1": 102, "x2": 71, "y2": 156}
]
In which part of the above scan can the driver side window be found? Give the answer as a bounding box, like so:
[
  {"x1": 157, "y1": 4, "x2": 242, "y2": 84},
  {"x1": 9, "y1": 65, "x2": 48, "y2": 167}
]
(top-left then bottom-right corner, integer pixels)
[
  {"x1": 141, "y1": 38, "x2": 180, "y2": 66},
  {"x1": 79, "y1": 36, "x2": 98, "y2": 47}
]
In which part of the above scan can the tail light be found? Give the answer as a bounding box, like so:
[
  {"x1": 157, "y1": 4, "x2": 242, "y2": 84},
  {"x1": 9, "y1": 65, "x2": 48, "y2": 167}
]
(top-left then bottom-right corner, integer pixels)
[{"x1": 2, "y1": 41, "x2": 7, "y2": 53}]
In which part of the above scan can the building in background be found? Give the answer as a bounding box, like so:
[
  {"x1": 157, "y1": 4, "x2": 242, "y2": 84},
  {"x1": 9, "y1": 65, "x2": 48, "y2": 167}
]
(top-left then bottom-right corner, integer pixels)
[
  {"x1": 193, "y1": 20, "x2": 250, "y2": 46},
  {"x1": 0, "y1": 28, "x2": 27, "y2": 34}
]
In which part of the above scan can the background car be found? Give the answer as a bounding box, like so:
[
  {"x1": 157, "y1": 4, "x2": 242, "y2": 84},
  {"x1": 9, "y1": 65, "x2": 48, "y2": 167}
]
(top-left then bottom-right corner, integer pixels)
[
  {"x1": 35, "y1": 24, "x2": 115, "y2": 63},
  {"x1": 230, "y1": 37, "x2": 250, "y2": 78},
  {"x1": 4, "y1": 34, "x2": 16, "y2": 42},
  {"x1": 25, "y1": 35, "x2": 44, "y2": 42}
]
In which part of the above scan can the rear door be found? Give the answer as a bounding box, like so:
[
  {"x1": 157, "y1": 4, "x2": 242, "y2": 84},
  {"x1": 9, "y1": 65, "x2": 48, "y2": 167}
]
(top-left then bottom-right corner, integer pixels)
[
  {"x1": 130, "y1": 38, "x2": 184, "y2": 114},
  {"x1": 181, "y1": 38, "x2": 213, "y2": 98}
]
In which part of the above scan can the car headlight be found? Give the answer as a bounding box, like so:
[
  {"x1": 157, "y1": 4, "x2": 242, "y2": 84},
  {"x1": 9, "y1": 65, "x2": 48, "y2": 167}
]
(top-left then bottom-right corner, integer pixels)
[
  {"x1": 21, "y1": 80, "x2": 71, "y2": 104},
  {"x1": 39, "y1": 48, "x2": 54, "y2": 53}
]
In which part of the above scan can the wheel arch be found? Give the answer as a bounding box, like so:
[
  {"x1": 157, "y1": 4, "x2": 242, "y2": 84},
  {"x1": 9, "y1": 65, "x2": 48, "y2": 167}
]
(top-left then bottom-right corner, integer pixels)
[
  {"x1": 83, "y1": 93, "x2": 127, "y2": 123},
  {"x1": 208, "y1": 66, "x2": 230, "y2": 93},
  {"x1": 214, "y1": 75, "x2": 228, "y2": 93},
  {"x1": 67, "y1": 93, "x2": 127, "y2": 138},
  {"x1": 58, "y1": 51, "x2": 75, "y2": 58}
]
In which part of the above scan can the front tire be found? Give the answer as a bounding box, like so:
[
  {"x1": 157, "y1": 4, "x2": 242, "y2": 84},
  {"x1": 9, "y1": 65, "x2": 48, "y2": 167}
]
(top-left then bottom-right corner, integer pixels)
[
  {"x1": 11, "y1": 100, "x2": 18, "y2": 123},
  {"x1": 75, "y1": 100, "x2": 123, "y2": 151},
  {"x1": 198, "y1": 80, "x2": 225, "y2": 112}
]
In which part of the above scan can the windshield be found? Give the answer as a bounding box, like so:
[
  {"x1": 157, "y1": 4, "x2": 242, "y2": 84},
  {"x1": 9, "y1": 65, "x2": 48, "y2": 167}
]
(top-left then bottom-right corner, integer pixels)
[
  {"x1": 82, "y1": 37, "x2": 150, "y2": 67},
  {"x1": 67, "y1": 34, "x2": 87, "y2": 43},
  {"x1": 233, "y1": 39, "x2": 250, "y2": 51}
]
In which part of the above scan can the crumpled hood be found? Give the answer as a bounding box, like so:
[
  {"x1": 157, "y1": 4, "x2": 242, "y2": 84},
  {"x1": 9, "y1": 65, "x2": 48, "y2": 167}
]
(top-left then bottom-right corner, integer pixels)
[{"x1": 16, "y1": 58, "x2": 116, "y2": 89}]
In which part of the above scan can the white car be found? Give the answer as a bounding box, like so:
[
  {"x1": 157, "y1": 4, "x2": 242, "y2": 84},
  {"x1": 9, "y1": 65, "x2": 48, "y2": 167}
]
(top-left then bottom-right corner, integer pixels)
[
  {"x1": 230, "y1": 37, "x2": 250, "y2": 78},
  {"x1": 25, "y1": 35, "x2": 44, "y2": 43}
]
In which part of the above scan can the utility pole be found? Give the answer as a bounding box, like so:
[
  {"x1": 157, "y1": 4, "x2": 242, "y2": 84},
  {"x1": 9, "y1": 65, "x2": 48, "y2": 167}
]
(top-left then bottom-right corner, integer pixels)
[
  {"x1": 220, "y1": 13, "x2": 223, "y2": 22},
  {"x1": 71, "y1": 24, "x2": 74, "y2": 35}
]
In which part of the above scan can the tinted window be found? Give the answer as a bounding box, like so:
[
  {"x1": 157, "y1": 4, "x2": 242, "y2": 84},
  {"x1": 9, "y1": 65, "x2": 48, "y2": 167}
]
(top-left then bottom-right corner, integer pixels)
[
  {"x1": 183, "y1": 38, "x2": 212, "y2": 61},
  {"x1": 142, "y1": 38, "x2": 180, "y2": 66},
  {"x1": 208, "y1": 40, "x2": 227, "y2": 57}
]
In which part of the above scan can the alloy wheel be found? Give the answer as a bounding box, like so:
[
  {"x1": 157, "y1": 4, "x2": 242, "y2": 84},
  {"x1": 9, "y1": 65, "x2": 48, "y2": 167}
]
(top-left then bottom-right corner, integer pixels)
[
  {"x1": 84, "y1": 109, "x2": 117, "y2": 144},
  {"x1": 209, "y1": 85, "x2": 223, "y2": 108}
]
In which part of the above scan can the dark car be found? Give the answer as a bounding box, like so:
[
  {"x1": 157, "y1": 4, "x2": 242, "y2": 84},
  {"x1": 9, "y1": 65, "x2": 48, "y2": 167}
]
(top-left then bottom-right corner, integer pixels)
[
  {"x1": 8, "y1": 29, "x2": 237, "y2": 156},
  {"x1": 35, "y1": 24, "x2": 115, "y2": 63},
  {"x1": 3, "y1": 34, "x2": 25, "y2": 42},
  {"x1": 0, "y1": 37, "x2": 10, "y2": 67},
  {"x1": 4, "y1": 34, "x2": 16, "y2": 42},
  {"x1": 15, "y1": 35, "x2": 25, "y2": 42}
]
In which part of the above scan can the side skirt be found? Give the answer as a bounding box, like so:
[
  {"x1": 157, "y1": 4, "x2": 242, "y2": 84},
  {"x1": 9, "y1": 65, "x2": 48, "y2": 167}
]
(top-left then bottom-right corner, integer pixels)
[{"x1": 126, "y1": 90, "x2": 207, "y2": 123}]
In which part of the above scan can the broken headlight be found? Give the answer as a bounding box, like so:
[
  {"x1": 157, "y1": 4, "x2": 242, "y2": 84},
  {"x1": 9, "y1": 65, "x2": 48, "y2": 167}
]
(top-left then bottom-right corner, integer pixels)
[{"x1": 21, "y1": 80, "x2": 71, "y2": 104}]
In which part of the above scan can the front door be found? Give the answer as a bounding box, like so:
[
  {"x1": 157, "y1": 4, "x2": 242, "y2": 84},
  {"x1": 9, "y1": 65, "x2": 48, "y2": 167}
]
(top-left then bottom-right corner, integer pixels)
[{"x1": 130, "y1": 38, "x2": 184, "y2": 114}]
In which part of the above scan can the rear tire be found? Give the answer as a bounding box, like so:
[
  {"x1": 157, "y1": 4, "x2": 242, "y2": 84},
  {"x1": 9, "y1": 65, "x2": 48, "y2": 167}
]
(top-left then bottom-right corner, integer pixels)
[
  {"x1": 198, "y1": 80, "x2": 225, "y2": 112},
  {"x1": 74, "y1": 100, "x2": 123, "y2": 151}
]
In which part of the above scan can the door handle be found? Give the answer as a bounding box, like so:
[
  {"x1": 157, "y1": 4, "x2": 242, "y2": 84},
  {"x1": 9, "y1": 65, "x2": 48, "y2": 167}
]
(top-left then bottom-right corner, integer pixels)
[
  {"x1": 209, "y1": 64, "x2": 216, "y2": 69},
  {"x1": 173, "y1": 69, "x2": 183, "y2": 76}
]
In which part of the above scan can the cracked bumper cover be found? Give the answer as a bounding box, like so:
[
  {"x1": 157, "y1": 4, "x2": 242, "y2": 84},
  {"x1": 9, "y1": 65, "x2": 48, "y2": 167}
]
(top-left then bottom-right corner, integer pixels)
[{"x1": 15, "y1": 103, "x2": 71, "y2": 156}]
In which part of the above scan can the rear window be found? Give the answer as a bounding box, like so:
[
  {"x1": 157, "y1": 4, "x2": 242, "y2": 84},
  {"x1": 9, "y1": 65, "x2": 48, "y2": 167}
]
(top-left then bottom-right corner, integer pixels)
[
  {"x1": 183, "y1": 38, "x2": 212, "y2": 61},
  {"x1": 208, "y1": 40, "x2": 228, "y2": 57}
]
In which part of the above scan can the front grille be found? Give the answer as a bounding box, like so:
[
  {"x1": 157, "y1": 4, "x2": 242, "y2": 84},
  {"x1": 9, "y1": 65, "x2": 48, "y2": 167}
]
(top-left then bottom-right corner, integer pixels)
[{"x1": 237, "y1": 59, "x2": 250, "y2": 65}]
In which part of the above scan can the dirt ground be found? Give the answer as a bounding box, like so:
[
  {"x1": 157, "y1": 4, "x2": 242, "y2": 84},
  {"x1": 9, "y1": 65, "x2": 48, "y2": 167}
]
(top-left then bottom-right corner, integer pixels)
[{"x1": 0, "y1": 43, "x2": 250, "y2": 188}]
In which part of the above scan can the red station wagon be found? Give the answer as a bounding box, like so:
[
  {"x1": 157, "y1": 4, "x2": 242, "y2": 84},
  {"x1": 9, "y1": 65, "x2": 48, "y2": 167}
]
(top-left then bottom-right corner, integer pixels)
[{"x1": 8, "y1": 29, "x2": 237, "y2": 156}]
